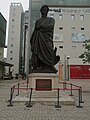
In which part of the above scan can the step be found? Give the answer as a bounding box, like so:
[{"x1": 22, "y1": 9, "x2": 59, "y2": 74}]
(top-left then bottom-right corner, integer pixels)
[{"x1": 12, "y1": 91, "x2": 75, "y2": 105}]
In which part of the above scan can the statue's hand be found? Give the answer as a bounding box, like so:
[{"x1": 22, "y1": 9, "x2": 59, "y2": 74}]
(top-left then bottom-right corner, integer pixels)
[{"x1": 54, "y1": 47, "x2": 57, "y2": 53}]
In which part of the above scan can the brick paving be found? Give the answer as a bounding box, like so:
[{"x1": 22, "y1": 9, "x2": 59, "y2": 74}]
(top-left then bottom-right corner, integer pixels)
[{"x1": 0, "y1": 79, "x2": 90, "y2": 120}]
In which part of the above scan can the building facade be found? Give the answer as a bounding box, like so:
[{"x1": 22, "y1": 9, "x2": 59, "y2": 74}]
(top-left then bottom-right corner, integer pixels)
[
  {"x1": 0, "y1": 13, "x2": 7, "y2": 78},
  {"x1": 48, "y1": 6, "x2": 90, "y2": 80},
  {"x1": 29, "y1": 0, "x2": 90, "y2": 79},
  {"x1": 0, "y1": 13, "x2": 6, "y2": 60},
  {"x1": 7, "y1": 3, "x2": 24, "y2": 75},
  {"x1": 21, "y1": 10, "x2": 29, "y2": 76},
  {"x1": 0, "y1": 13, "x2": 13, "y2": 79}
]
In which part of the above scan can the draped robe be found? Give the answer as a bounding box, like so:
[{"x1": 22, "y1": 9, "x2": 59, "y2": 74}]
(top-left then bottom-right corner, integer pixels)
[{"x1": 30, "y1": 17, "x2": 55, "y2": 71}]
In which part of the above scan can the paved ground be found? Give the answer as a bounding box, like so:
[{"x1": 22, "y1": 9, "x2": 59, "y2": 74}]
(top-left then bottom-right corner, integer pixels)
[{"x1": 0, "y1": 79, "x2": 90, "y2": 120}]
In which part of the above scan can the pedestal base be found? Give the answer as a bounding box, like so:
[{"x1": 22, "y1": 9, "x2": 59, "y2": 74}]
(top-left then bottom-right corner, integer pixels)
[{"x1": 28, "y1": 73, "x2": 59, "y2": 91}]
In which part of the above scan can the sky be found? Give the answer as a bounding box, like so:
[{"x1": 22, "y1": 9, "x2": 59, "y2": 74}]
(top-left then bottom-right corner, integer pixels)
[
  {"x1": 0, "y1": 0, "x2": 29, "y2": 57},
  {"x1": 0, "y1": 0, "x2": 29, "y2": 20}
]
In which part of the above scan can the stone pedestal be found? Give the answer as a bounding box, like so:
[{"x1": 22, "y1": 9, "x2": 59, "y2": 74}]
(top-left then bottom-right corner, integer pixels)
[
  {"x1": 28, "y1": 73, "x2": 59, "y2": 91},
  {"x1": 13, "y1": 73, "x2": 75, "y2": 105}
]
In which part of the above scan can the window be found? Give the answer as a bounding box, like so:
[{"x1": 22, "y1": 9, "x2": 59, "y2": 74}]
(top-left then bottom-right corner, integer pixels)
[
  {"x1": 10, "y1": 51, "x2": 13, "y2": 53},
  {"x1": 11, "y1": 44, "x2": 13, "y2": 47},
  {"x1": 12, "y1": 19, "x2": 14, "y2": 22},
  {"x1": 71, "y1": 27, "x2": 75, "y2": 30},
  {"x1": 10, "y1": 58, "x2": 13, "y2": 60},
  {"x1": 59, "y1": 46, "x2": 63, "y2": 48},
  {"x1": 71, "y1": 15, "x2": 75, "y2": 20},
  {"x1": 72, "y1": 46, "x2": 76, "y2": 48},
  {"x1": 80, "y1": 15, "x2": 84, "y2": 20},
  {"x1": 81, "y1": 28, "x2": 84, "y2": 30},
  {"x1": 59, "y1": 14, "x2": 63, "y2": 20},
  {"x1": 59, "y1": 27, "x2": 63, "y2": 30}
]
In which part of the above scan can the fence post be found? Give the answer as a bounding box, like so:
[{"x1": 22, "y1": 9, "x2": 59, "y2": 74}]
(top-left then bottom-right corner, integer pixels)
[
  {"x1": 7, "y1": 86, "x2": 15, "y2": 107},
  {"x1": 26, "y1": 88, "x2": 33, "y2": 108},
  {"x1": 76, "y1": 88, "x2": 83, "y2": 108},
  {"x1": 55, "y1": 88, "x2": 61, "y2": 108},
  {"x1": 26, "y1": 79, "x2": 29, "y2": 91},
  {"x1": 16, "y1": 83, "x2": 20, "y2": 96},
  {"x1": 63, "y1": 82, "x2": 67, "y2": 90},
  {"x1": 69, "y1": 84, "x2": 73, "y2": 96},
  {"x1": 80, "y1": 87, "x2": 84, "y2": 103},
  {"x1": 63, "y1": 82, "x2": 64, "y2": 90}
]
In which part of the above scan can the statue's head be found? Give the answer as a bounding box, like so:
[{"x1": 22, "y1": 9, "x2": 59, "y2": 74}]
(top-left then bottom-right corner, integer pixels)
[{"x1": 40, "y1": 5, "x2": 49, "y2": 17}]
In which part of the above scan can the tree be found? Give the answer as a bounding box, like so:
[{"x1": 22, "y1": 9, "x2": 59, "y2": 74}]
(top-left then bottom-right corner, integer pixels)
[{"x1": 79, "y1": 39, "x2": 90, "y2": 63}]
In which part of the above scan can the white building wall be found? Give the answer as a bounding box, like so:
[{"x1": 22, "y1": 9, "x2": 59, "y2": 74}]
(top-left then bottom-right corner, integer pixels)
[
  {"x1": 7, "y1": 3, "x2": 24, "y2": 75},
  {"x1": 48, "y1": 6, "x2": 90, "y2": 79}
]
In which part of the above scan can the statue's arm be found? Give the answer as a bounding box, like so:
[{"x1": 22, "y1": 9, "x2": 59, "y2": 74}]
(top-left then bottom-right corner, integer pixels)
[
  {"x1": 35, "y1": 20, "x2": 41, "y2": 30},
  {"x1": 34, "y1": 17, "x2": 55, "y2": 31}
]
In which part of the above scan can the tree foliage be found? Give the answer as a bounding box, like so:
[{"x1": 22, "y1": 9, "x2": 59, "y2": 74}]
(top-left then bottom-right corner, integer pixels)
[{"x1": 79, "y1": 39, "x2": 90, "y2": 63}]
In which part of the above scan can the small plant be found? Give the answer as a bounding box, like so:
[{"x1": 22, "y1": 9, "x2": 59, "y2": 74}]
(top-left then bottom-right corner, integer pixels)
[{"x1": 79, "y1": 39, "x2": 90, "y2": 63}]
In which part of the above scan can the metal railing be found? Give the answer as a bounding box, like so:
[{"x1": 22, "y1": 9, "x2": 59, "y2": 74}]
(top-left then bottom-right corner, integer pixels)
[{"x1": 7, "y1": 81, "x2": 84, "y2": 108}]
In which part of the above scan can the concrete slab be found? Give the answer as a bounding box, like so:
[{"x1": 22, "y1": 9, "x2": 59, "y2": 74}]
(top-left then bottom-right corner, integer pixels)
[{"x1": 12, "y1": 91, "x2": 75, "y2": 105}]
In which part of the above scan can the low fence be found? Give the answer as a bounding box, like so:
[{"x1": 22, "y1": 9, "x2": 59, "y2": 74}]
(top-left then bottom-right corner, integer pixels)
[{"x1": 7, "y1": 80, "x2": 84, "y2": 108}]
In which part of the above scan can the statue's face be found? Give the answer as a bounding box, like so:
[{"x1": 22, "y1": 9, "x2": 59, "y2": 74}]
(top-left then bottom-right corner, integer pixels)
[
  {"x1": 41, "y1": 7, "x2": 48, "y2": 16},
  {"x1": 41, "y1": 9, "x2": 47, "y2": 15}
]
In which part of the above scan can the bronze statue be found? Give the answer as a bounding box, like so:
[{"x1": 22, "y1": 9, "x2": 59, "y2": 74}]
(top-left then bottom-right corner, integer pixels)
[{"x1": 30, "y1": 5, "x2": 60, "y2": 73}]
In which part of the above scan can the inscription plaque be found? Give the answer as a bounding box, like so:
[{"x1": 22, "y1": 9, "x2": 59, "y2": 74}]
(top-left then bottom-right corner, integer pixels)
[{"x1": 36, "y1": 79, "x2": 52, "y2": 91}]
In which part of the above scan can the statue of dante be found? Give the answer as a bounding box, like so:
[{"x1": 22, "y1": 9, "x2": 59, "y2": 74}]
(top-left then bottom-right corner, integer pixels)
[{"x1": 30, "y1": 5, "x2": 60, "y2": 73}]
